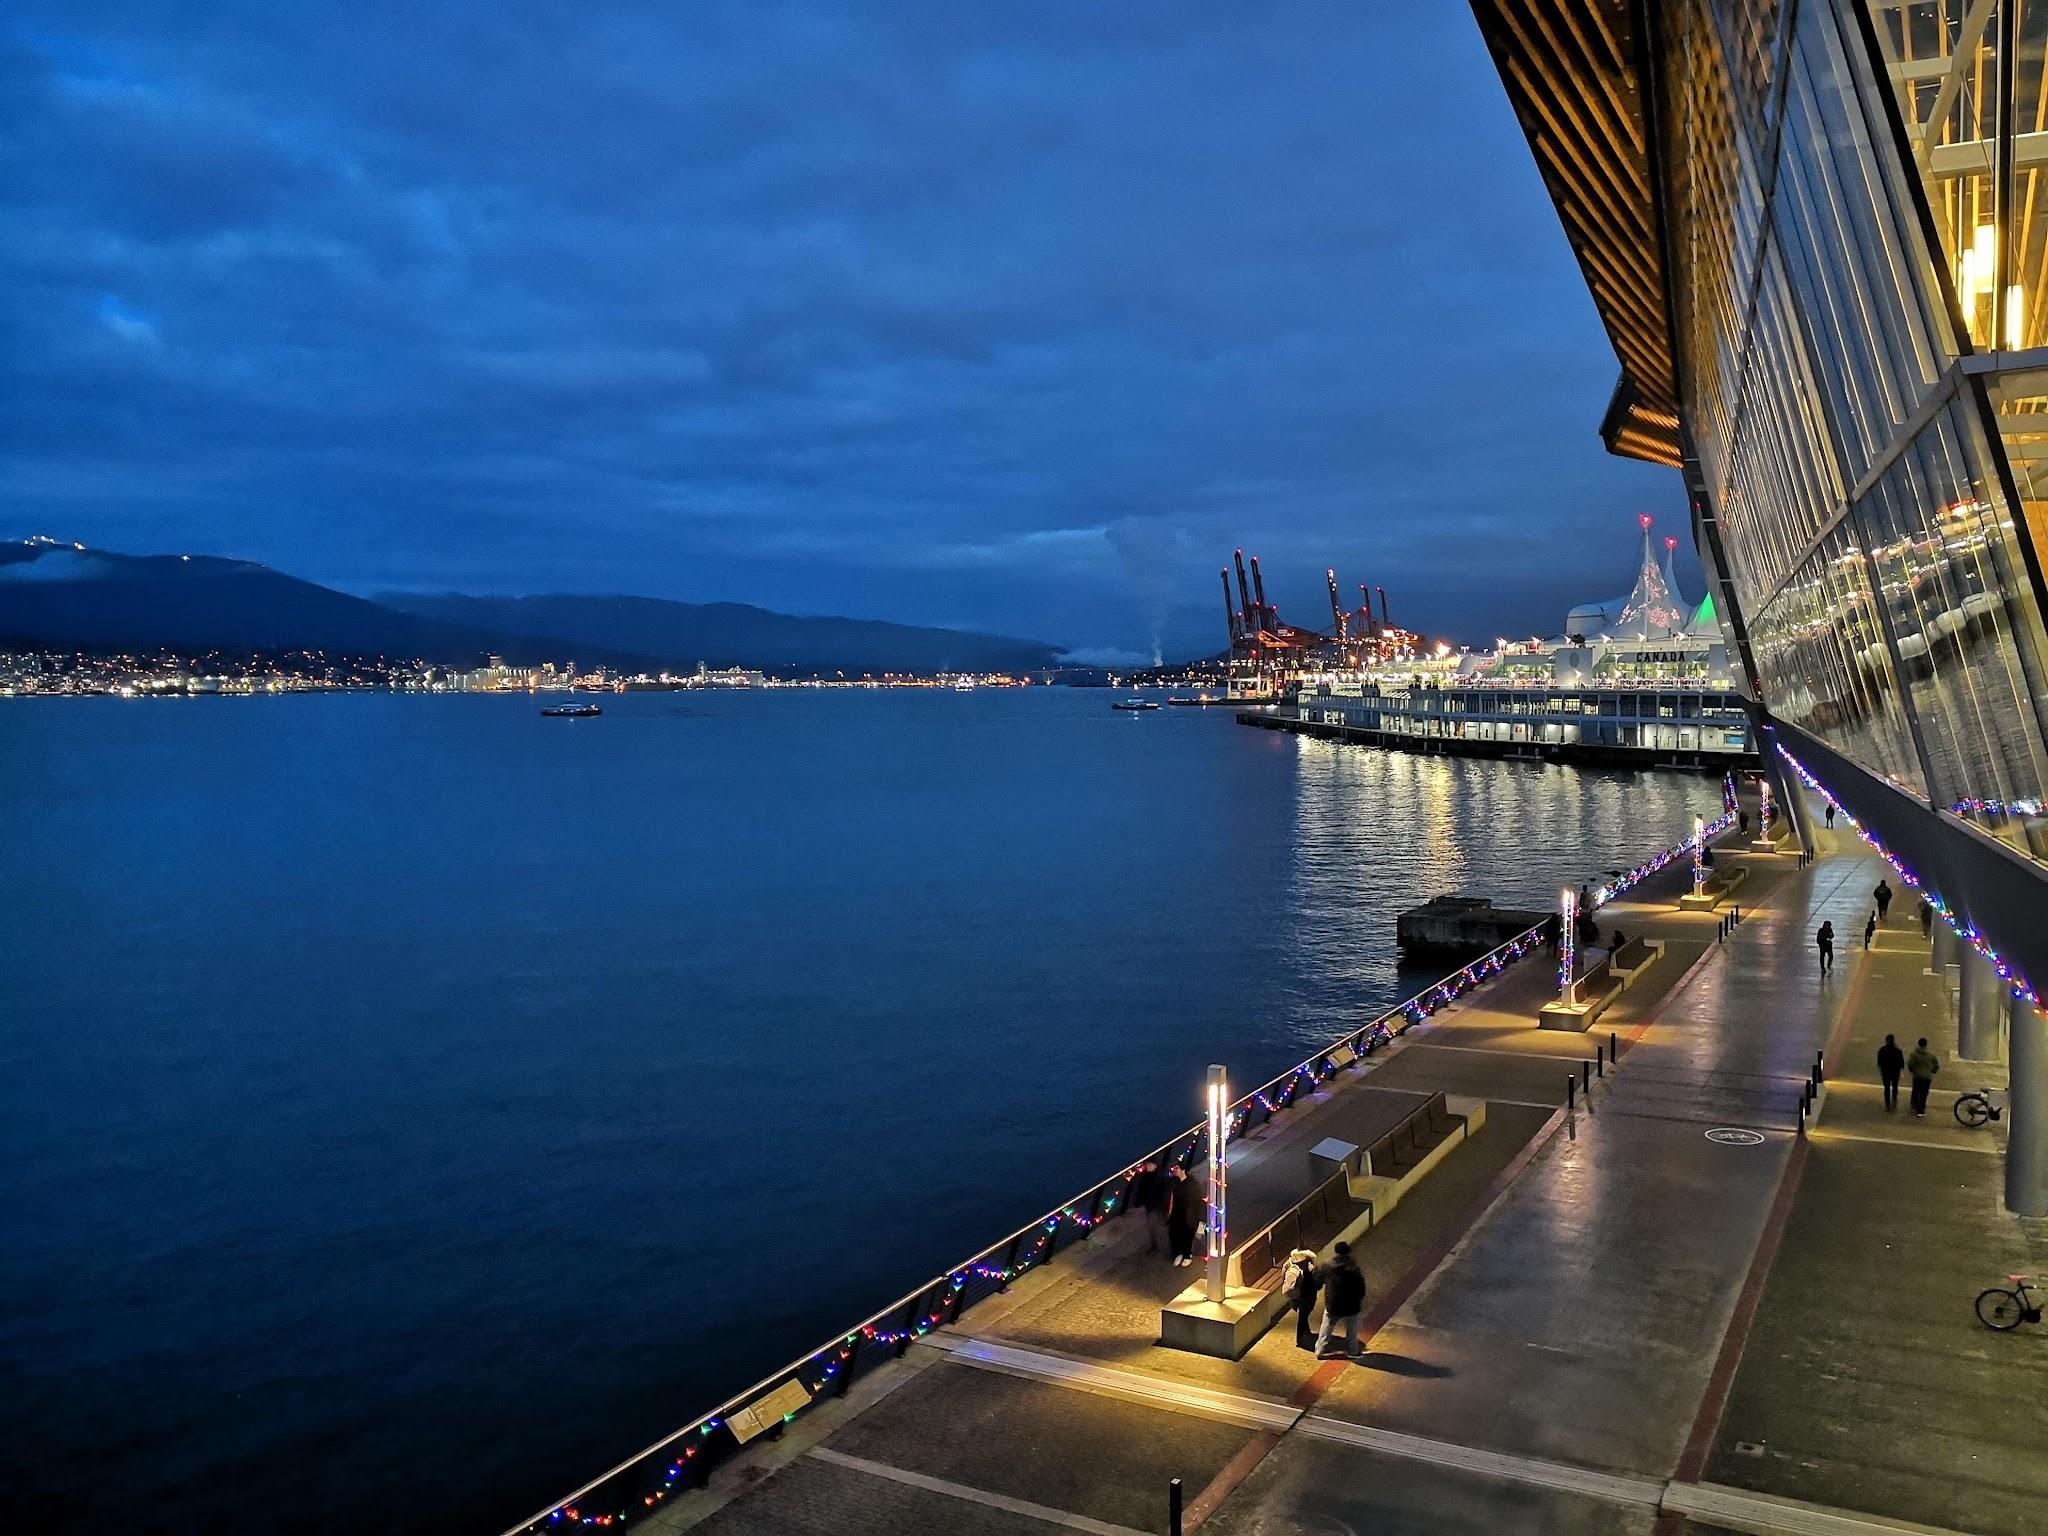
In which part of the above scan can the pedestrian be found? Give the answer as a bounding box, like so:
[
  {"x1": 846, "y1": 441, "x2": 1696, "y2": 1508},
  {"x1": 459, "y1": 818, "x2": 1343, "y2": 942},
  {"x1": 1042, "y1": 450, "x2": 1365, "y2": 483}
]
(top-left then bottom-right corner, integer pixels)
[
  {"x1": 1575, "y1": 902, "x2": 1599, "y2": 948},
  {"x1": 1918, "y1": 898, "x2": 1934, "y2": 939},
  {"x1": 1825, "y1": 802, "x2": 1837, "y2": 829},
  {"x1": 1283, "y1": 1247, "x2": 1321, "y2": 1351},
  {"x1": 1877, "y1": 1034, "x2": 1905, "y2": 1111},
  {"x1": 1874, "y1": 879, "x2": 1892, "y2": 921},
  {"x1": 1164, "y1": 1165, "x2": 1200, "y2": 1267},
  {"x1": 1129, "y1": 1160, "x2": 1166, "y2": 1254},
  {"x1": 1542, "y1": 911, "x2": 1562, "y2": 950},
  {"x1": 1864, "y1": 911, "x2": 1877, "y2": 950},
  {"x1": 1906, "y1": 1037, "x2": 1941, "y2": 1116},
  {"x1": 1739, "y1": 809, "x2": 1750, "y2": 836},
  {"x1": 1578, "y1": 883, "x2": 1593, "y2": 916},
  {"x1": 1815, "y1": 920, "x2": 1834, "y2": 974},
  {"x1": 1316, "y1": 1242, "x2": 1367, "y2": 1360},
  {"x1": 1609, "y1": 927, "x2": 1627, "y2": 953}
]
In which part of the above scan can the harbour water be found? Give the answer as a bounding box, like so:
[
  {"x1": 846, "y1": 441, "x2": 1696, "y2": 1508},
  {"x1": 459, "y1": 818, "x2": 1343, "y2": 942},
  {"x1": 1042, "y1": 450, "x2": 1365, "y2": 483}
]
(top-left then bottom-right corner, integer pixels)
[{"x1": 0, "y1": 689, "x2": 1718, "y2": 1533}]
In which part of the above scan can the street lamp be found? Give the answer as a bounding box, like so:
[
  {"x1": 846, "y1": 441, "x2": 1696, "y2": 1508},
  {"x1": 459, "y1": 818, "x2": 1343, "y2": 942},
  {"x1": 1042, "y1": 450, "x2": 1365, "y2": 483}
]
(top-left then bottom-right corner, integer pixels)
[
  {"x1": 1205, "y1": 1064, "x2": 1228, "y2": 1305},
  {"x1": 1558, "y1": 886, "x2": 1577, "y2": 1005},
  {"x1": 1693, "y1": 814, "x2": 1706, "y2": 899}
]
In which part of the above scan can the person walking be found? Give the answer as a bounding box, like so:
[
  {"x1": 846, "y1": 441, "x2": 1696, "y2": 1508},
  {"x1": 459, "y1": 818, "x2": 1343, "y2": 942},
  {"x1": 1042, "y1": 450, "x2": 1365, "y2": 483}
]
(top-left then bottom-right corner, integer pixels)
[
  {"x1": 1283, "y1": 1247, "x2": 1321, "y2": 1351},
  {"x1": 1816, "y1": 919, "x2": 1835, "y2": 975},
  {"x1": 1316, "y1": 1242, "x2": 1367, "y2": 1360},
  {"x1": 1164, "y1": 1165, "x2": 1200, "y2": 1267},
  {"x1": 1919, "y1": 897, "x2": 1934, "y2": 939},
  {"x1": 1906, "y1": 1037, "x2": 1941, "y2": 1116},
  {"x1": 1739, "y1": 809, "x2": 1751, "y2": 837},
  {"x1": 1864, "y1": 911, "x2": 1877, "y2": 950},
  {"x1": 1129, "y1": 1161, "x2": 1166, "y2": 1254},
  {"x1": 1877, "y1": 1034, "x2": 1905, "y2": 1111},
  {"x1": 1874, "y1": 879, "x2": 1893, "y2": 922},
  {"x1": 1825, "y1": 801, "x2": 1836, "y2": 829}
]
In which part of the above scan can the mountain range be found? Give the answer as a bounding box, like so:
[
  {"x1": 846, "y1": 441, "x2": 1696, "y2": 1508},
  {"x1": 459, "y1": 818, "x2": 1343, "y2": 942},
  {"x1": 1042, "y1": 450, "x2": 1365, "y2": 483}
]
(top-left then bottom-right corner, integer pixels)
[{"x1": 0, "y1": 538, "x2": 1062, "y2": 676}]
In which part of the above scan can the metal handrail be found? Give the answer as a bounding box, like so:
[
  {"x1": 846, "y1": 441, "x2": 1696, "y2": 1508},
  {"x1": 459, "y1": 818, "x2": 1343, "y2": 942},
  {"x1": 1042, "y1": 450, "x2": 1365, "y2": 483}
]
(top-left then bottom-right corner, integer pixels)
[{"x1": 504, "y1": 805, "x2": 1736, "y2": 1534}]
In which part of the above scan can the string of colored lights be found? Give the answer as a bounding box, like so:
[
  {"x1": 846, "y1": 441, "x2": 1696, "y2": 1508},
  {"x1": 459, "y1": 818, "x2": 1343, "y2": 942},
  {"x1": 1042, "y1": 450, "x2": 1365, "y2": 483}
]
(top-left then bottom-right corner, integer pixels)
[
  {"x1": 1949, "y1": 796, "x2": 2044, "y2": 818},
  {"x1": 1777, "y1": 746, "x2": 2037, "y2": 1007},
  {"x1": 517, "y1": 807, "x2": 1735, "y2": 1534}
]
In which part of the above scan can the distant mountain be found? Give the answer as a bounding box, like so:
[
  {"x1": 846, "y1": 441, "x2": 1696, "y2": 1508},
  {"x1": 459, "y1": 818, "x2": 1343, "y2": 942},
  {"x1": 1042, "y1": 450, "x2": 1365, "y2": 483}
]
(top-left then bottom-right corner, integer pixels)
[
  {"x1": 0, "y1": 538, "x2": 1060, "y2": 675},
  {"x1": 378, "y1": 592, "x2": 1061, "y2": 676}
]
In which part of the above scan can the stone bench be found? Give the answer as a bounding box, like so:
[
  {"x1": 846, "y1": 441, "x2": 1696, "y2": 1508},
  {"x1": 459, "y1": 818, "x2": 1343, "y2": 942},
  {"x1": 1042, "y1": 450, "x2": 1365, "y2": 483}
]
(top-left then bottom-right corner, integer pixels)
[
  {"x1": 1609, "y1": 935, "x2": 1667, "y2": 987},
  {"x1": 1679, "y1": 863, "x2": 1748, "y2": 912},
  {"x1": 1540, "y1": 955, "x2": 1622, "y2": 1029},
  {"x1": 1163, "y1": 1092, "x2": 1483, "y2": 1358}
]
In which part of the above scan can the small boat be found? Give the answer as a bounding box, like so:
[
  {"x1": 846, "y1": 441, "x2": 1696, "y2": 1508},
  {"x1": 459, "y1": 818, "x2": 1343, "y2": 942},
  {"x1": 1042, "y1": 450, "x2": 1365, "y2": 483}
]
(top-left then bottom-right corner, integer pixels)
[
  {"x1": 541, "y1": 702, "x2": 602, "y2": 718},
  {"x1": 1111, "y1": 698, "x2": 1159, "y2": 712}
]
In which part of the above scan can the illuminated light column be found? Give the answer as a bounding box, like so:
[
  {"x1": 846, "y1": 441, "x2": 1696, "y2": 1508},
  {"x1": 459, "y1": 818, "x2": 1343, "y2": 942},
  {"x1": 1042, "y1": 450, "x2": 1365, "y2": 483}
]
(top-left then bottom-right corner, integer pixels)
[
  {"x1": 1693, "y1": 815, "x2": 1706, "y2": 899},
  {"x1": 1205, "y1": 1064, "x2": 1228, "y2": 1304},
  {"x1": 1758, "y1": 775, "x2": 1773, "y2": 837},
  {"x1": 1558, "y1": 886, "x2": 1578, "y2": 1005}
]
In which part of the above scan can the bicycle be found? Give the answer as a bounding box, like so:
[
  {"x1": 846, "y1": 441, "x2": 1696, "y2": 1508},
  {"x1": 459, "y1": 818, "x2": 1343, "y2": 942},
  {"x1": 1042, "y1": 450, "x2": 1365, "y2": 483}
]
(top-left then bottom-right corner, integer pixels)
[
  {"x1": 1976, "y1": 1275, "x2": 2041, "y2": 1331},
  {"x1": 1955, "y1": 1088, "x2": 2005, "y2": 1129}
]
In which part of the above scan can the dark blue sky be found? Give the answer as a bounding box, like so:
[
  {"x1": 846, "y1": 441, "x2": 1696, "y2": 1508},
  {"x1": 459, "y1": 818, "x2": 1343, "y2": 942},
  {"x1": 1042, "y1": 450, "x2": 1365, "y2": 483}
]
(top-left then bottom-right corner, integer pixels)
[{"x1": 3, "y1": 2, "x2": 1692, "y2": 660}]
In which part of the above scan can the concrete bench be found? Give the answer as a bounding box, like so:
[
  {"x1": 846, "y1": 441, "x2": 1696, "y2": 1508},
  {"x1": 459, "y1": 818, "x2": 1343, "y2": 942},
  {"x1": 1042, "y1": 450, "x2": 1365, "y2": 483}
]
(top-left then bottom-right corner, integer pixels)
[
  {"x1": 1609, "y1": 935, "x2": 1667, "y2": 986},
  {"x1": 1679, "y1": 863, "x2": 1748, "y2": 912},
  {"x1": 1166, "y1": 1092, "x2": 1484, "y2": 1358},
  {"x1": 1540, "y1": 956, "x2": 1622, "y2": 1029}
]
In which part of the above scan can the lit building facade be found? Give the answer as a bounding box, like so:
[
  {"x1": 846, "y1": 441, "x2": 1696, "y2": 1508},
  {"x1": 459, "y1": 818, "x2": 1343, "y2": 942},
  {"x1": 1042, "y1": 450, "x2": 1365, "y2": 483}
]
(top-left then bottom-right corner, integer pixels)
[{"x1": 1475, "y1": 0, "x2": 2048, "y2": 1209}]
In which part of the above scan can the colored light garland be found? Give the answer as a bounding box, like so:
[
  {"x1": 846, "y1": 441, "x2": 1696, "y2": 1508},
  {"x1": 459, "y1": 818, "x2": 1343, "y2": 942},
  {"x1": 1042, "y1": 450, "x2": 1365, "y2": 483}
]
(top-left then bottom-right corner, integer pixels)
[
  {"x1": 515, "y1": 809, "x2": 1732, "y2": 1535},
  {"x1": 1558, "y1": 886, "x2": 1578, "y2": 999},
  {"x1": 1777, "y1": 745, "x2": 2037, "y2": 1007},
  {"x1": 1949, "y1": 796, "x2": 2044, "y2": 818}
]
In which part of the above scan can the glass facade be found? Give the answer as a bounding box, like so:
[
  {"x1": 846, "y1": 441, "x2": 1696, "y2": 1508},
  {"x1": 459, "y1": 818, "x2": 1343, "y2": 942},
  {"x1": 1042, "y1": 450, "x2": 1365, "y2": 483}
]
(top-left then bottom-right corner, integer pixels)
[{"x1": 1661, "y1": 0, "x2": 2048, "y2": 863}]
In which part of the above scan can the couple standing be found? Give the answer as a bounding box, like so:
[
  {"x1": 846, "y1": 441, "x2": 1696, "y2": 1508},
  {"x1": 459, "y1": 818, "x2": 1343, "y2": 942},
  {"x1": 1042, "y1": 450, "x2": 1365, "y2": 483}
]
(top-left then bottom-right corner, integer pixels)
[
  {"x1": 1130, "y1": 1161, "x2": 1204, "y2": 1266},
  {"x1": 1282, "y1": 1243, "x2": 1368, "y2": 1359}
]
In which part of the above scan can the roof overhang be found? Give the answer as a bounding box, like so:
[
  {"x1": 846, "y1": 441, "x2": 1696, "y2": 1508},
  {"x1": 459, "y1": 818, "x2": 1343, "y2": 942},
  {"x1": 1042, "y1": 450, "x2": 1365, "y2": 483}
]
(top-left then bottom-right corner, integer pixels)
[{"x1": 1470, "y1": 0, "x2": 1681, "y2": 468}]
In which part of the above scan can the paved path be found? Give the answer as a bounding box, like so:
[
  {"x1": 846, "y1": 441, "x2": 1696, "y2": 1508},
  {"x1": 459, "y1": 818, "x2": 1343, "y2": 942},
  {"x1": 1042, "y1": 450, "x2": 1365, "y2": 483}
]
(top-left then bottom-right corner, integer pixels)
[{"x1": 623, "y1": 788, "x2": 2041, "y2": 1536}]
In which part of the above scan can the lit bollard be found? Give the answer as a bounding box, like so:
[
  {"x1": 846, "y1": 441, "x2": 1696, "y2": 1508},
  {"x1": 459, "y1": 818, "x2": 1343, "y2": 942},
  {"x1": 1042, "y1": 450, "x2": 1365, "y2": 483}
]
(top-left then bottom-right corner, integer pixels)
[
  {"x1": 1815, "y1": 1050, "x2": 1825, "y2": 1085},
  {"x1": 1566, "y1": 1074, "x2": 1576, "y2": 1112},
  {"x1": 1798, "y1": 1095, "x2": 1807, "y2": 1136},
  {"x1": 1610, "y1": 1031, "x2": 1619, "y2": 1064},
  {"x1": 1581, "y1": 1060, "x2": 1591, "y2": 1094},
  {"x1": 1169, "y1": 1478, "x2": 1184, "y2": 1536},
  {"x1": 1596, "y1": 1045, "x2": 1605, "y2": 1079}
]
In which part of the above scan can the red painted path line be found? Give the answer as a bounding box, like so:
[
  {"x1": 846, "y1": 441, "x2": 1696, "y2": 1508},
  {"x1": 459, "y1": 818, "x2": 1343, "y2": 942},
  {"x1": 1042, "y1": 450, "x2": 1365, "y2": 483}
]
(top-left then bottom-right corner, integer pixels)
[{"x1": 1671, "y1": 946, "x2": 1872, "y2": 1487}]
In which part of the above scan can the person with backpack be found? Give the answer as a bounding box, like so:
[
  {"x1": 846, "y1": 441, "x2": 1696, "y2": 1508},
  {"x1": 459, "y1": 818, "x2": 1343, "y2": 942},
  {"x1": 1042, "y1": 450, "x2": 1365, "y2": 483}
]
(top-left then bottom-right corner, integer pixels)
[
  {"x1": 1874, "y1": 880, "x2": 1893, "y2": 922},
  {"x1": 1877, "y1": 1034, "x2": 1905, "y2": 1111},
  {"x1": 1316, "y1": 1242, "x2": 1367, "y2": 1360},
  {"x1": 1815, "y1": 920, "x2": 1835, "y2": 975},
  {"x1": 1906, "y1": 1038, "x2": 1941, "y2": 1116},
  {"x1": 1283, "y1": 1247, "x2": 1321, "y2": 1351}
]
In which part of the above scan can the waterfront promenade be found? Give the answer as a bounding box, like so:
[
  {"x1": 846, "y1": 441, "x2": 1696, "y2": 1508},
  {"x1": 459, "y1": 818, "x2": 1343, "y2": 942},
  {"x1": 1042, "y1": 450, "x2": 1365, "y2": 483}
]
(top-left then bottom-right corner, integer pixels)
[{"x1": 545, "y1": 791, "x2": 2046, "y2": 1536}]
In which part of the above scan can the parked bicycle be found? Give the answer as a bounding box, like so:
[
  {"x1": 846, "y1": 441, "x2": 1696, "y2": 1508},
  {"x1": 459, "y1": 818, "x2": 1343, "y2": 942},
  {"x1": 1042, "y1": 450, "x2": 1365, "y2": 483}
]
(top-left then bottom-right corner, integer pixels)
[
  {"x1": 1955, "y1": 1088, "x2": 2005, "y2": 1129},
  {"x1": 1976, "y1": 1275, "x2": 2041, "y2": 1331}
]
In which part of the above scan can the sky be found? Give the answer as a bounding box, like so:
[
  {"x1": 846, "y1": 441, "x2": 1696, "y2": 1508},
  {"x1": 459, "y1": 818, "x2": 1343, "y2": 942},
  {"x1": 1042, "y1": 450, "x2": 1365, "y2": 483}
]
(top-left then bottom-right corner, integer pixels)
[{"x1": 2, "y1": 1, "x2": 1694, "y2": 662}]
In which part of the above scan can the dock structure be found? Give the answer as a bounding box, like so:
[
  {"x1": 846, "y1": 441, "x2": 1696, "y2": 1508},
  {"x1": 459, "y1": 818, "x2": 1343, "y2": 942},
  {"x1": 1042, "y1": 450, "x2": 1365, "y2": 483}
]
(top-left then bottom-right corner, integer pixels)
[{"x1": 506, "y1": 784, "x2": 2048, "y2": 1536}]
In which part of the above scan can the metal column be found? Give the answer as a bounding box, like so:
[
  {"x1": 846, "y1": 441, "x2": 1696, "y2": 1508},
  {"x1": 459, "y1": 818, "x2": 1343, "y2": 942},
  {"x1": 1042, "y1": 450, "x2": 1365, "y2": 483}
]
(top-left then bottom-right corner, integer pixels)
[
  {"x1": 1765, "y1": 749, "x2": 1815, "y2": 854},
  {"x1": 1957, "y1": 947, "x2": 2008, "y2": 1061},
  {"x1": 1926, "y1": 920, "x2": 1959, "y2": 978},
  {"x1": 2008, "y1": 993, "x2": 2048, "y2": 1217}
]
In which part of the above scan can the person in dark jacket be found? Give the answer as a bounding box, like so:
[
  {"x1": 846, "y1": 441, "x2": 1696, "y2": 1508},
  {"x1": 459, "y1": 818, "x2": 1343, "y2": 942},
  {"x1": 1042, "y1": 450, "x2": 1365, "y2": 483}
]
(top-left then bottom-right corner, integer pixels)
[
  {"x1": 1825, "y1": 801, "x2": 1837, "y2": 829},
  {"x1": 1164, "y1": 1166, "x2": 1200, "y2": 1267},
  {"x1": 1316, "y1": 1242, "x2": 1367, "y2": 1359},
  {"x1": 1874, "y1": 880, "x2": 1893, "y2": 921},
  {"x1": 1919, "y1": 898, "x2": 1934, "y2": 939},
  {"x1": 1129, "y1": 1161, "x2": 1166, "y2": 1253},
  {"x1": 1284, "y1": 1248, "x2": 1321, "y2": 1351},
  {"x1": 1906, "y1": 1038, "x2": 1941, "y2": 1116},
  {"x1": 1877, "y1": 1034, "x2": 1906, "y2": 1111},
  {"x1": 1815, "y1": 920, "x2": 1835, "y2": 975}
]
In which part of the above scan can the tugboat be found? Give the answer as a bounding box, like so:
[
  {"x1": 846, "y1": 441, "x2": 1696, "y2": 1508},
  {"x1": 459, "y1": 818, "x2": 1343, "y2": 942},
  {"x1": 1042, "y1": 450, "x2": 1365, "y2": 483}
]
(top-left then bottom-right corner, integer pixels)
[
  {"x1": 540, "y1": 701, "x2": 602, "y2": 718},
  {"x1": 1111, "y1": 697, "x2": 1159, "y2": 712}
]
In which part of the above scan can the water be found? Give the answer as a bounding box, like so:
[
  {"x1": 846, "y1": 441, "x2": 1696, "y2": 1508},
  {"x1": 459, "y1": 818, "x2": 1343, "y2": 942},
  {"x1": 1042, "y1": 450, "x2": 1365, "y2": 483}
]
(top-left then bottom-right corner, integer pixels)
[{"x1": 0, "y1": 690, "x2": 1717, "y2": 1533}]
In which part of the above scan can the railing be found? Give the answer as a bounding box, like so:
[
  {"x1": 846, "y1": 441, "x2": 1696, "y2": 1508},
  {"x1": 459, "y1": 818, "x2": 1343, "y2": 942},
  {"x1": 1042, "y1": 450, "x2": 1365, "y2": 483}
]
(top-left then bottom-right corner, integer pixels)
[{"x1": 502, "y1": 801, "x2": 1738, "y2": 1535}]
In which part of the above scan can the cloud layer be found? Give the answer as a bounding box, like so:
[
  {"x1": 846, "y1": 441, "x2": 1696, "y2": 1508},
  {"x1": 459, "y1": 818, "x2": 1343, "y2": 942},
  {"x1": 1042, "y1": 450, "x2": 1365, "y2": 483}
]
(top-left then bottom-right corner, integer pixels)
[{"x1": 2, "y1": 2, "x2": 1692, "y2": 654}]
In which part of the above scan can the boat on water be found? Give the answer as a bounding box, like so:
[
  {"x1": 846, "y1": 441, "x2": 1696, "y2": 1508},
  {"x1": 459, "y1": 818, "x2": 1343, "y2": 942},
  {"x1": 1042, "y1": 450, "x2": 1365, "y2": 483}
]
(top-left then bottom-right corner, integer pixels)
[
  {"x1": 540, "y1": 702, "x2": 602, "y2": 718},
  {"x1": 1111, "y1": 698, "x2": 1160, "y2": 712}
]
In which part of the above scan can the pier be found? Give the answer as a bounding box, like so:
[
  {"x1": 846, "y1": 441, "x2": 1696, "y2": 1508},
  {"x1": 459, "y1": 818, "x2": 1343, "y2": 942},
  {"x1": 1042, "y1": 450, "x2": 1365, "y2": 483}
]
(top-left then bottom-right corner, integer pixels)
[
  {"x1": 1241, "y1": 680, "x2": 1753, "y2": 771},
  {"x1": 509, "y1": 782, "x2": 2045, "y2": 1536}
]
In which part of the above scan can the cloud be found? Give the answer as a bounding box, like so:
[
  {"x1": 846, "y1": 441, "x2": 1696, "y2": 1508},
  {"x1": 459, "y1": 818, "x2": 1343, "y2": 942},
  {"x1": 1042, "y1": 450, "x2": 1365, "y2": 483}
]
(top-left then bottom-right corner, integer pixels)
[{"x1": 0, "y1": 3, "x2": 1689, "y2": 652}]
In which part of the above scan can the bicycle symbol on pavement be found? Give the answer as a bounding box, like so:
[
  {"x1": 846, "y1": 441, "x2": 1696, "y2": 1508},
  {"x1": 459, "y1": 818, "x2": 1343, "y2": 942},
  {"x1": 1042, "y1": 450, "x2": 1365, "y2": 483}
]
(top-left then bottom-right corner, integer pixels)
[{"x1": 1705, "y1": 1127, "x2": 1766, "y2": 1146}]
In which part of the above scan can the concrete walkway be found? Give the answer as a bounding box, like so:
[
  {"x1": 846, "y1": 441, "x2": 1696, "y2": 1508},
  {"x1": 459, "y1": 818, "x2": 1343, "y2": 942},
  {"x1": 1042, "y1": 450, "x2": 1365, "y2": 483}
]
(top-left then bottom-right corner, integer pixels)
[{"x1": 620, "y1": 789, "x2": 2043, "y2": 1536}]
